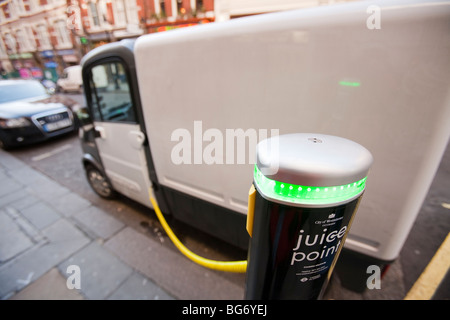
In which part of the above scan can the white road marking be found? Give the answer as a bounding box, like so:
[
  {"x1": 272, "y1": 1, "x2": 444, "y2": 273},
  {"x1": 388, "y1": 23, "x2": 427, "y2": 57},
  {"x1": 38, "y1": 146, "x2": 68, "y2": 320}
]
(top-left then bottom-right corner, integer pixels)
[{"x1": 31, "y1": 144, "x2": 72, "y2": 162}]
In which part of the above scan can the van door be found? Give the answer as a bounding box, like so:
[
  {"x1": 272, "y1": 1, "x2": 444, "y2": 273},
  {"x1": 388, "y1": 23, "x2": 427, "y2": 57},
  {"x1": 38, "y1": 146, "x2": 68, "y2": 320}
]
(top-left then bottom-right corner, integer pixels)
[{"x1": 88, "y1": 60, "x2": 152, "y2": 207}]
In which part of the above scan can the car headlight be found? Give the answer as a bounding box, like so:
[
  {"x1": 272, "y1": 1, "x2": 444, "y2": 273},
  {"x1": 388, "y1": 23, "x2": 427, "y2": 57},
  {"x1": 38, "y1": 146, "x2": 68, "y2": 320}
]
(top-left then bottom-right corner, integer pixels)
[{"x1": 0, "y1": 117, "x2": 32, "y2": 129}]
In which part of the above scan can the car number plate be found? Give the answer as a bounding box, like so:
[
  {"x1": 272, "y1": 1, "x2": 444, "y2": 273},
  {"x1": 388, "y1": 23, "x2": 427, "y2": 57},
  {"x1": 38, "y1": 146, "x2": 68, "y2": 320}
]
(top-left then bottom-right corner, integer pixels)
[{"x1": 44, "y1": 118, "x2": 72, "y2": 132}]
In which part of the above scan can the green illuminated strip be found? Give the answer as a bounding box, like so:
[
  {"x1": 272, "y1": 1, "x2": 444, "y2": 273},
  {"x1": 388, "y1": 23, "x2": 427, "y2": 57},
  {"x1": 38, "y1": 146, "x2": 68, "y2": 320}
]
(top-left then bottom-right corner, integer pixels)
[
  {"x1": 254, "y1": 165, "x2": 366, "y2": 205},
  {"x1": 339, "y1": 81, "x2": 361, "y2": 87}
]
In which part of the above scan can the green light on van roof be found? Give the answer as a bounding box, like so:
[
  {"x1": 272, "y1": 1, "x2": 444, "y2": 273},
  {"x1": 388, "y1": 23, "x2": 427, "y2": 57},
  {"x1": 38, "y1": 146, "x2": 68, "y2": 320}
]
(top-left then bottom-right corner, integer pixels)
[
  {"x1": 254, "y1": 165, "x2": 366, "y2": 205},
  {"x1": 339, "y1": 81, "x2": 361, "y2": 87}
]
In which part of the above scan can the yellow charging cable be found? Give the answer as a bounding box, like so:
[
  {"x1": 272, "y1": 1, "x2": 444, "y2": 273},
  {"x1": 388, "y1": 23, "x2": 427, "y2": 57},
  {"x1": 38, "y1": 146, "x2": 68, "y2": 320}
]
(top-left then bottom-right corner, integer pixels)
[{"x1": 149, "y1": 191, "x2": 247, "y2": 273}]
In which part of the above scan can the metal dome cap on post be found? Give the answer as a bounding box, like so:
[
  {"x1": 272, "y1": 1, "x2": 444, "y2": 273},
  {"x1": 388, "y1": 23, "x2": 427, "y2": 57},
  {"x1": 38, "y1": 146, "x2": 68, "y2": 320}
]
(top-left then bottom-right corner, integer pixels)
[{"x1": 254, "y1": 133, "x2": 373, "y2": 208}]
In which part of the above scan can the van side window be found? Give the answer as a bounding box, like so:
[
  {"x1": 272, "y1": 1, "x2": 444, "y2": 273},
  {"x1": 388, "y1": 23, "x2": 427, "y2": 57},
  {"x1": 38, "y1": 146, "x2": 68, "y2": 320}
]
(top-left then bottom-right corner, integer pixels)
[{"x1": 89, "y1": 62, "x2": 136, "y2": 123}]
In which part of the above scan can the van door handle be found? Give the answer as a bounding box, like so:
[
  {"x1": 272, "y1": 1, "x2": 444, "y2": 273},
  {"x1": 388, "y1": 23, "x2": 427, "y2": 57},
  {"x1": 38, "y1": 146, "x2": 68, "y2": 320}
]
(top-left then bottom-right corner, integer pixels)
[
  {"x1": 128, "y1": 130, "x2": 146, "y2": 149},
  {"x1": 94, "y1": 126, "x2": 106, "y2": 139}
]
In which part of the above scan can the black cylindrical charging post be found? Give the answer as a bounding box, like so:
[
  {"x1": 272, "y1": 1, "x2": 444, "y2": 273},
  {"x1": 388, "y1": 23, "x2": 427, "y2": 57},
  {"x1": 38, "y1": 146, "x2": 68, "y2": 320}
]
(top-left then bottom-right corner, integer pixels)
[{"x1": 245, "y1": 133, "x2": 373, "y2": 300}]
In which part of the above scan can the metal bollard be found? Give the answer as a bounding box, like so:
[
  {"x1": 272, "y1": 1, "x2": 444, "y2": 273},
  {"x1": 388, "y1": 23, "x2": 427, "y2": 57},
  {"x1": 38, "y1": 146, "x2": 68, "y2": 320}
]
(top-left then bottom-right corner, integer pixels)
[{"x1": 245, "y1": 133, "x2": 373, "y2": 300}]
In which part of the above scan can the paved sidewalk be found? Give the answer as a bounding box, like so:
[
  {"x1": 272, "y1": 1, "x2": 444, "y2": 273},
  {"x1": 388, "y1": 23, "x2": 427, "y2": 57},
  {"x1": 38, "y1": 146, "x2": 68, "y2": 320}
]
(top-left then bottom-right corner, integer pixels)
[{"x1": 0, "y1": 149, "x2": 175, "y2": 300}]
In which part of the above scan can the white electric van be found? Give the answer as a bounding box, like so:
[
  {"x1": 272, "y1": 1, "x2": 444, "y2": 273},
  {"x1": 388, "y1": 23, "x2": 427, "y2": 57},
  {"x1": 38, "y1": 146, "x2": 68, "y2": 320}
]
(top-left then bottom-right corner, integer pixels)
[
  {"x1": 77, "y1": 0, "x2": 450, "y2": 291},
  {"x1": 57, "y1": 65, "x2": 83, "y2": 93}
]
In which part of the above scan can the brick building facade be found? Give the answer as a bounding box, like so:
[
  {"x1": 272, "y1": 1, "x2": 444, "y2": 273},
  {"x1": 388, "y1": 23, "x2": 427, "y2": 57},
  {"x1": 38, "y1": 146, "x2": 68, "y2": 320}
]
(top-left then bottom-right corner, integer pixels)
[{"x1": 0, "y1": 0, "x2": 349, "y2": 80}]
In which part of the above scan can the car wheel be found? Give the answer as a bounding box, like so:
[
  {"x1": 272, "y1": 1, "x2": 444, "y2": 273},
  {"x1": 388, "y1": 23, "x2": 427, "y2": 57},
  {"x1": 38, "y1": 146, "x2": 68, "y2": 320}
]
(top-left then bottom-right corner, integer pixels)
[{"x1": 85, "y1": 165, "x2": 116, "y2": 199}]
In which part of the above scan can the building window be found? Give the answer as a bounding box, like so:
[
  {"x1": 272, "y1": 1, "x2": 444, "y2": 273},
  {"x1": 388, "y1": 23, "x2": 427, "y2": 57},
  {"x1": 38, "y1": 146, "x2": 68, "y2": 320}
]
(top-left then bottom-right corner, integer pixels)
[
  {"x1": 16, "y1": 26, "x2": 36, "y2": 52},
  {"x1": 177, "y1": 0, "x2": 184, "y2": 15},
  {"x1": 55, "y1": 20, "x2": 72, "y2": 48},
  {"x1": 196, "y1": 0, "x2": 203, "y2": 12},
  {"x1": 28, "y1": 26, "x2": 36, "y2": 50},
  {"x1": 125, "y1": 0, "x2": 139, "y2": 25},
  {"x1": 159, "y1": 0, "x2": 166, "y2": 18},
  {"x1": 0, "y1": 37, "x2": 8, "y2": 59},
  {"x1": 115, "y1": 0, "x2": 127, "y2": 26},
  {"x1": 52, "y1": 0, "x2": 66, "y2": 6},
  {"x1": 16, "y1": 30, "x2": 26, "y2": 52},
  {"x1": 22, "y1": 0, "x2": 35, "y2": 13},
  {"x1": 12, "y1": 0, "x2": 24, "y2": 15},
  {"x1": 36, "y1": 24, "x2": 51, "y2": 50},
  {"x1": 4, "y1": 33, "x2": 17, "y2": 54},
  {"x1": 2, "y1": 3, "x2": 11, "y2": 19},
  {"x1": 89, "y1": 1, "x2": 101, "y2": 26}
]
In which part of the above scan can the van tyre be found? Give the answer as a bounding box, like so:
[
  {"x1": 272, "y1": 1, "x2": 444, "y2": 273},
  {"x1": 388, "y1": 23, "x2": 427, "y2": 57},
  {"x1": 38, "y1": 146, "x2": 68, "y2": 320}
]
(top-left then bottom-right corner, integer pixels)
[{"x1": 85, "y1": 165, "x2": 116, "y2": 199}]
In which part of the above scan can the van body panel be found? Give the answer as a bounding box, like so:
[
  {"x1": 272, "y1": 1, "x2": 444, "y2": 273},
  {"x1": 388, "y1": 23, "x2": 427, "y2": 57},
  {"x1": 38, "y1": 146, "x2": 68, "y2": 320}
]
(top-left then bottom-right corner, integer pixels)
[
  {"x1": 57, "y1": 65, "x2": 82, "y2": 92},
  {"x1": 94, "y1": 121, "x2": 153, "y2": 207},
  {"x1": 134, "y1": 0, "x2": 450, "y2": 261}
]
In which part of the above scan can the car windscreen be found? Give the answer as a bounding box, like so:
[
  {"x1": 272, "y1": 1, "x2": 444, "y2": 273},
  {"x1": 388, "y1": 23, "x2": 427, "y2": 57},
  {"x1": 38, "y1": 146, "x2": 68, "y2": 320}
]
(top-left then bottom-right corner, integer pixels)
[{"x1": 0, "y1": 81, "x2": 48, "y2": 103}]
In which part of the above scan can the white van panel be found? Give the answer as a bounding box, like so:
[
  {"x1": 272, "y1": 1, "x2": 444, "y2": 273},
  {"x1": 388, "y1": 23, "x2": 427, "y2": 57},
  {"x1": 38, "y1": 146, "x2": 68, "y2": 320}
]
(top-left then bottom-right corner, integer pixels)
[
  {"x1": 57, "y1": 65, "x2": 82, "y2": 92},
  {"x1": 135, "y1": 0, "x2": 450, "y2": 261}
]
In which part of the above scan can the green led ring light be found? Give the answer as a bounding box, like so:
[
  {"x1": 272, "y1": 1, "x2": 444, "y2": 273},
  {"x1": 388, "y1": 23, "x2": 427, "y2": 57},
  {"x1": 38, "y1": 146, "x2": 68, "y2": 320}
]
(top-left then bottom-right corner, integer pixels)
[{"x1": 254, "y1": 165, "x2": 367, "y2": 206}]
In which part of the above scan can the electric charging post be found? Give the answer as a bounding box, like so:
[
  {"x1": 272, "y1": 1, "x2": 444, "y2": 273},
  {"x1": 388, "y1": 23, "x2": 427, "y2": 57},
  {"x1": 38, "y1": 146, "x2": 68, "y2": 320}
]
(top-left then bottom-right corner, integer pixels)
[{"x1": 245, "y1": 133, "x2": 373, "y2": 299}]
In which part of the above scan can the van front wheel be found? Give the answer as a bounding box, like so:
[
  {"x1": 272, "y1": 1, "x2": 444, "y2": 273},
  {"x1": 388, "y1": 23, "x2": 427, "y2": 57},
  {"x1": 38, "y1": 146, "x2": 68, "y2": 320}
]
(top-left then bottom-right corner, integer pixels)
[{"x1": 86, "y1": 165, "x2": 116, "y2": 199}]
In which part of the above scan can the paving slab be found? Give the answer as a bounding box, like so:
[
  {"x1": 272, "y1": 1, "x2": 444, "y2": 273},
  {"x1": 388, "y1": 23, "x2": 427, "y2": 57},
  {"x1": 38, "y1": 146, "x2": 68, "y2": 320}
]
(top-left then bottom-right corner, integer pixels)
[
  {"x1": 58, "y1": 242, "x2": 133, "y2": 300},
  {"x1": 0, "y1": 168, "x2": 7, "y2": 180},
  {"x1": 48, "y1": 192, "x2": 91, "y2": 217},
  {"x1": 9, "y1": 267, "x2": 84, "y2": 300},
  {"x1": 4, "y1": 206, "x2": 44, "y2": 244},
  {"x1": 108, "y1": 271, "x2": 174, "y2": 300},
  {"x1": 0, "y1": 176, "x2": 22, "y2": 198},
  {"x1": 0, "y1": 210, "x2": 33, "y2": 263},
  {"x1": 73, "y1": 205, "x2": 124, "y2": 240},
  {"x1": 105, "y1": 227, "x2": 245, "y2": 300},
  {"x1": 7, "y1": 165, "x2": 50, "y2": 186},
  {"x1": 0, "y1": 150, "x2": 177, "y2": 301},
  {"x1": 0, "y1": 151, "x2": 26, "y2": 170},
  {"x1": 20, "y1": 202, "x2": 61, "y2": 230},
  {"x1": 0, "y1": 188, "x2": 24, "y2": 208},
  {"x1": 25, "y1": 178, "x2": 71, "y2": 203},
  {"x1": 0, "y1": 219, "x2": 89, "y2": 299},
  {"x1": 4, "y1": 193, "x2": 40, "y2": 211}
]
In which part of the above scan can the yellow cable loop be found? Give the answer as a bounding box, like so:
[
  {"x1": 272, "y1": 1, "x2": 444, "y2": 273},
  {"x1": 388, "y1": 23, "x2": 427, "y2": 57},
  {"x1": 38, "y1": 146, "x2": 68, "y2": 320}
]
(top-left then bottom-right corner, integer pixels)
[{"x1": 149, "y1": 192, "x2": 247, "y2": 273}]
